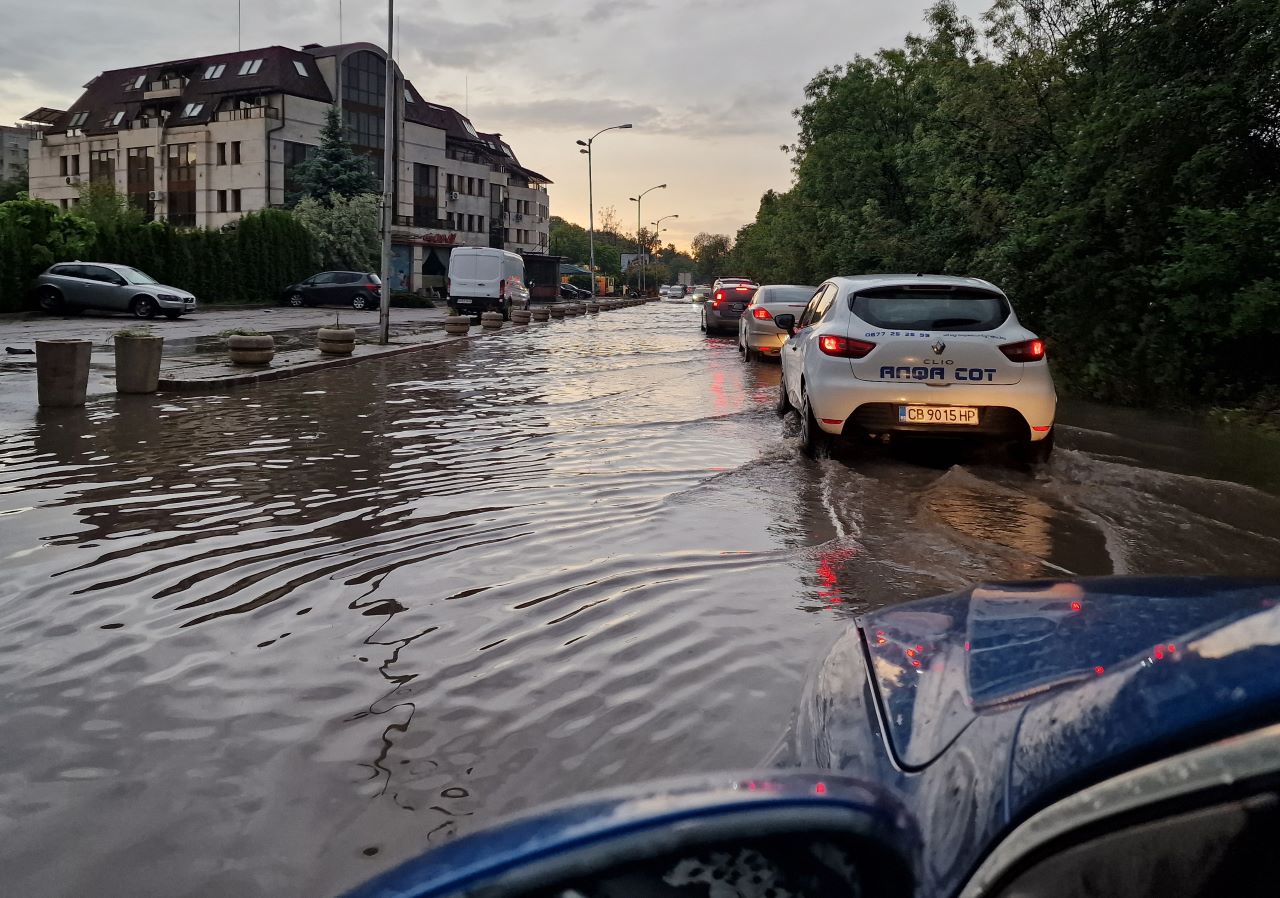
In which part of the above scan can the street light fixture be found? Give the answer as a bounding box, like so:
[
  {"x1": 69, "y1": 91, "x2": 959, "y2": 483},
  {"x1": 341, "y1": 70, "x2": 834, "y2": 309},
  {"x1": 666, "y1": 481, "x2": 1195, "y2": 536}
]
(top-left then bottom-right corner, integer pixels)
[
  {"x1": 576, "y1": 123, "x2": 633, "y2": 295},
  {"x1": 628, "y1": 184, "x2": 666, "y2": 295},
  {"x1": 650, "y1": 214, "x2": 679, "y2": 289}
]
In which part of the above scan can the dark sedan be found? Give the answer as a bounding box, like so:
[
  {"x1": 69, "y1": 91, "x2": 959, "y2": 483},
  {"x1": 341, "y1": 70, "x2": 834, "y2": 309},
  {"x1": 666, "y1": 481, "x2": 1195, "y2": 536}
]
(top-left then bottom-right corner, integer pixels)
[{"x1": 282, "y1": 271, "x2": 383, "y2": 310}]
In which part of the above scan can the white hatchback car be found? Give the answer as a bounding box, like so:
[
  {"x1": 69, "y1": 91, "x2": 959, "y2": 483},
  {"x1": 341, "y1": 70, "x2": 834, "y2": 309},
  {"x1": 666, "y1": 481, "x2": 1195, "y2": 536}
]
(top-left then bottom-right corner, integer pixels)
[
  {"x1": 775, "y1": 274, "x2": 1056, "y2": 460},
  {"x1": 738, "y1": 284, "x2": 817, "y2": 361}
]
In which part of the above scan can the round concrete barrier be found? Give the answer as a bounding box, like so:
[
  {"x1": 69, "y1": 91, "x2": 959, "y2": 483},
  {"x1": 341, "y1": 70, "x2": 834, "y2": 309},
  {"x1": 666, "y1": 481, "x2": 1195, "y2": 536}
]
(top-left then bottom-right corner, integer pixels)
[
  {"x1": 227, "y1": 334, "x2": 275, "y2": 366},
  {"x1": 512, "y1": 308, "x2": 532, "y2": 325},
  {"x1": 481, "y1": 311, "x2": 504, "y2": 329},
  {"x1": 531, "y1": 307, "x2": 551, "y2": 322},
  {"x1": 36, "y1": 339, "x2": 92, "y2": 407},
  {"x1": 444, "y1": 315, "x2": 472, "y2": 336},
  {"x1": 587, "y1": 302, "x2": 600, "y2": 313},
  {"x1": 549, "y1": 305, "x2": 567, "y2": 319},
  {"x1": 317, "y1": 326, "x2": 356, "y2": 356}
]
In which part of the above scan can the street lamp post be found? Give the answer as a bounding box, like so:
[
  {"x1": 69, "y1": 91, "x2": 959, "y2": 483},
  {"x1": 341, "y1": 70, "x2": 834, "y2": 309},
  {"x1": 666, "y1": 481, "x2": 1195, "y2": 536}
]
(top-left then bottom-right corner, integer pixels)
[
  {"x1": 576, "y1": 123, "x2": 632, "y2": 296},
  {"x1": 651, "y1": 214, "x2": 678, "y2": 288},
  {"x1": 628, "y1": 183, "x2": 666, "y2": 295}
]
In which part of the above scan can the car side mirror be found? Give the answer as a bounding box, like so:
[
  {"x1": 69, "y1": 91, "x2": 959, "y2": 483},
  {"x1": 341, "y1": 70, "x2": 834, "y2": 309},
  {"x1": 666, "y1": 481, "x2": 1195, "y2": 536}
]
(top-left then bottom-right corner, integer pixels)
[
  {"x1": 343, "y1": 774, "x2": 916, "y2": 898},
  {"x1": 774, "y1": 313, "x2": 797, "y2": 335}
]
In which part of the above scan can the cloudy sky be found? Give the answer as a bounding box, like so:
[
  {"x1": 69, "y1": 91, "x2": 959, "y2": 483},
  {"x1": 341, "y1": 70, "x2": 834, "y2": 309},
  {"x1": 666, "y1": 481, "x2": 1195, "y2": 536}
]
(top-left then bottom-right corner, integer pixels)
[{"x1": 0, "y1": 0, "x2": 989, "y2": 249}]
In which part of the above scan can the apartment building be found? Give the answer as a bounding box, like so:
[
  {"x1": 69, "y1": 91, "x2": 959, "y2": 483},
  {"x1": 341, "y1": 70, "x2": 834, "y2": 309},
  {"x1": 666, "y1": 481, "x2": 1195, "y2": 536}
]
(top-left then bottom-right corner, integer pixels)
[
  {"x1": 0, "y1": 124, "x2": 36, "y2": 184},
  {"x1": 22, "y1": 43, "x2": 551, "y2": 293}
]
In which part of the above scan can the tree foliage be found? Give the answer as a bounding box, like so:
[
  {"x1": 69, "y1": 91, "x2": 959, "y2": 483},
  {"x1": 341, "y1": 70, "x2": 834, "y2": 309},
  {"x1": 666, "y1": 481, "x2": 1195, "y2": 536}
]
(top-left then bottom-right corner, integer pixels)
[
  {"x1": 288, "y1": 106, "x2": 380, "y2": 203},
  {"x1": 294, "y1": 192, "x2": 381, "y2": 272},
  {"x1": 730, "y1": 0, "x2": 1280, "y2": 406}
]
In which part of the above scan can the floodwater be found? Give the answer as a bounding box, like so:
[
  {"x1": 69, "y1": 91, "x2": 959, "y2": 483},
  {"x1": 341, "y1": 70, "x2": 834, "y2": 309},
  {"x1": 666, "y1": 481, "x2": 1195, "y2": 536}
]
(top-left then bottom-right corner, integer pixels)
[{"x1": 1, "y1": 304, "x2": 1278, "y2": 897}]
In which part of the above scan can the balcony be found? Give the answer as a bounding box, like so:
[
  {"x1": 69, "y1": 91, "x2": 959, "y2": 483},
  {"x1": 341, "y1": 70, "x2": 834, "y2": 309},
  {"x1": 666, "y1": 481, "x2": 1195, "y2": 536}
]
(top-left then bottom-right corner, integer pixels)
[
  {"x1": 216, "y1": 106, "x2": 280, "y2": 122},
  {"x1": 144, "y1": 78, "x2": 188, "y2": 100}
]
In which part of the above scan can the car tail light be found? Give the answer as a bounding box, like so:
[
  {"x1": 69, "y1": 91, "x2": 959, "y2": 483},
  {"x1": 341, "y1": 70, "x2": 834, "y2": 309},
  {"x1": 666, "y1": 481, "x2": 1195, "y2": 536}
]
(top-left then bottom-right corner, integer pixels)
[
  {"x1": 445, "y1": 277, "x2": 451, "y2": 295},
  {"x1": 818, "y1": 335, "x2": 876, "y2": 358},
  {"x1": 712, "y1": 290, "x2": 725, "y2": 308},
  {"x1": 999, "y1": 339, "x2": 1046, "y2": 362},
  {"x1": 752, "y1": 308, "x2": 772, "y2": 320},
  {"x1": 734, "y1": 285, "x2": 752, "y2": 292},
  {"x1": 499, "y1": 279, "x2": 506, "y2": 300}
]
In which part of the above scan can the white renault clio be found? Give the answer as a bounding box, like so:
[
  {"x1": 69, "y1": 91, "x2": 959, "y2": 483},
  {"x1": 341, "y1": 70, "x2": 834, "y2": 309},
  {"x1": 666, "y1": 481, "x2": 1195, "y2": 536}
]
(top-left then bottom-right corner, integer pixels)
[{"x1": 774, "y1": 274, "x2": 1056, "y2": 460}]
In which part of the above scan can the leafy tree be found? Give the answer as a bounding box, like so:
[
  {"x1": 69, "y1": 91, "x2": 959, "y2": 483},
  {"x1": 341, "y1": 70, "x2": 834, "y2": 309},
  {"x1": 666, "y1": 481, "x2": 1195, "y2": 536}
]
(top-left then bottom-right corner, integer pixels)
[
  {"x1": 0, "y1": 198, "x2": 96, "y2": 311},
  {"x1": 548, "y1": 216, "x2": 590, "y2": 263},
  {"x1": 294, "y1": 192, "x2": 380, "y2": 271},
  {"x1": 691, "y1": 232, "x2": 734, "y2": 282},
  {"x1": 289, "y1": 107, "x2": 379, "y2": 203}
]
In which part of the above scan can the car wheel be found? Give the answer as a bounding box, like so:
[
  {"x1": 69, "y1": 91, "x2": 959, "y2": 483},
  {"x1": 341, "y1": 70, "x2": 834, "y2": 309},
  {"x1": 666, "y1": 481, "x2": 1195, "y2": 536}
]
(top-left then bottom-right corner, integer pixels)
[
  {"x1": 287, "y1": 293, "x2": 306, "y2": 308},
  {"x1": 1020, "y1": 427, "x2": 1056, "y2": 464},
  {"x1": 37, "y1": 287, "x2": 64, "y2": 314},
  {"x1": 699, "y1": 311, "x2": 707, "y2": 333},
  {"x1": 799, "y1": 390, "x2": 827, "y2": 457},
  {"x1": 130, "y1": 296, "x2": 157, "y2": 319},
  {"x1": 351, "y1": 293, "x2": 371, "y2": 311},
  {"x1": 775, "y1": 376, "x2": 792, "y2": 416}
]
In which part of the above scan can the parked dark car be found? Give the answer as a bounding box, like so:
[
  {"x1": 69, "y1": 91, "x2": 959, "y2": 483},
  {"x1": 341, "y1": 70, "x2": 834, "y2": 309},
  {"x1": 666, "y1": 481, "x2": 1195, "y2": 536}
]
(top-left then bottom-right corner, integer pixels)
[{"x1": 282, "y1": 272, "x2": 383, "y2": 310}]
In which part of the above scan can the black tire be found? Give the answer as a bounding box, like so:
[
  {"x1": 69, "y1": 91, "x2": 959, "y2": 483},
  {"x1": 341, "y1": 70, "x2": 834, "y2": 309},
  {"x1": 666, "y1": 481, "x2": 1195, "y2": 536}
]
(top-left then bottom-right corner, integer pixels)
[
  {"x1": 699, "y1": 311, "x2": 707, "y2": 333},
  {"x1": 351, "y1": 293, "x2": 371, "y2": 311},
  {"x1": 799, "y1": 390, "x2": 827, "y2": 457},
  {"x1": 130, "y1": 296, "x2": 157, "y2": 319},
  {"x1": 163, "y1": 312, "x2": 182, "y2": 320},
  {"x1": 37, "y1": 287, "x2": 64, "y2": 314},
  {"x1": 287, "y1": 293, "x2": 306, "y2": 308},
  {"x1": 775, "y1": 377, "x2": 792, "y2": 416},
  {"x1": 1021, "y1": 427, "x2": 1056, "y2": 464},
  {"x1": 502, "y1": 302, "x2": 511, "y2": 322}
]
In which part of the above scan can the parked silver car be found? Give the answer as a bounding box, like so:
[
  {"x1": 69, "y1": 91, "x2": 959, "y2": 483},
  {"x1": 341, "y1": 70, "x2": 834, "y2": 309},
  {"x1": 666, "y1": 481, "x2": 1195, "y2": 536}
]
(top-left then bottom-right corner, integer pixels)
[{"x1": 36, "y1": 263, "x2": 197, "y2": 319}]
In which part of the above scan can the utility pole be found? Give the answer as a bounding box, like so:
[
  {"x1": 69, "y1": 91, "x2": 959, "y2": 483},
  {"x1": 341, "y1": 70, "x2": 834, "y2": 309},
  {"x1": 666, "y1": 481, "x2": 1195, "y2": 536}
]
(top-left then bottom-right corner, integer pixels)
[
  {"x1": 378, "y1": 0, "x2": 395, "y2": 344},
  {"x1": 628, "y1": 183, "x2": 666, "y2": 296}
]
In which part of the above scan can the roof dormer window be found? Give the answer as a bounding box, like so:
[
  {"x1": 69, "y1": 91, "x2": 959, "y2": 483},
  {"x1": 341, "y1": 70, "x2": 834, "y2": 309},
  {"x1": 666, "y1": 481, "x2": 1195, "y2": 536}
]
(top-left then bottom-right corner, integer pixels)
[
  {"x1": 238, "y1": 58, "x2": 263, "y2": 76},
  {"x1": 181, "y1": 103, "x2": 204, "y2": 118},
  {"x1": 203, "y1": 64, "x2": 226, "y2": 80},
  {"x1": 292, "y1": 60, "x2": 308, "y2": 77},
  {"x1": 111, "y1": 111, "x2": 125, "y2": 126},
  {"x1": 131, "y1": 75, "x2": 146, "y2": 89},
  {"x1": 68, "y1": 111, "x2": 89, "y2": 129}
]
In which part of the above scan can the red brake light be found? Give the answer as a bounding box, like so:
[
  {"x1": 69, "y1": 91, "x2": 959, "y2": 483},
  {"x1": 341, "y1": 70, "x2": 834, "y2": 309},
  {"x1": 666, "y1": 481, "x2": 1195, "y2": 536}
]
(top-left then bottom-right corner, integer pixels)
[
  {"x1": 712, "y1": 290, "x2": 725, "y2": 308},
  {"x1": 999, "y1": 339, "x2": 1046, "y2": 362},
  {"x1": 752, "y1": 307, "x2": 772, "y2": 320},
  {"x1": 734, "y1": 285, "x2": 752, "y2": 292},
  {"x1": 818, "y1": 335, "x2": 876, "y2": 358}
]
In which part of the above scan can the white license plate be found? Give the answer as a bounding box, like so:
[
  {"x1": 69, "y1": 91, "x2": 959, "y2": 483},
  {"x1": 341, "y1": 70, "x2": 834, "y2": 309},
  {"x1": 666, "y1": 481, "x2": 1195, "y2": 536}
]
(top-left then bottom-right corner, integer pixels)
[
  {"x1": 455, "y1": 298, "x2": 472, "y2": 304},
  {"x1": 898, "y1": 405, "x2": 979, "y2": 425},
  {"x1": 731, "y1": 303, "x2": 745, "y2": 311}
]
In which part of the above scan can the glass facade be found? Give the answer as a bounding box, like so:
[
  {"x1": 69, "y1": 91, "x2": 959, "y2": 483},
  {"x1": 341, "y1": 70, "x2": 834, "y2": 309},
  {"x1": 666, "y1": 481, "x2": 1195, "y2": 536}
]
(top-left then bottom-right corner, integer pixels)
[
  {"x1": 341, "y1": 50, "x2": 387, "y2": 181},
  {"x1": 166, "y1": 143, "x2": 197, "y2": 227}
]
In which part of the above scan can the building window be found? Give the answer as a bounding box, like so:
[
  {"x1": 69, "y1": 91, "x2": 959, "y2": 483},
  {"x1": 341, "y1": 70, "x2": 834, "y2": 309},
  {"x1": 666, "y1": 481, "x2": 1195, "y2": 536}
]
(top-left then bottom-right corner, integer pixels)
[
  {"x1": 166, "y1": 143, "x2": 197, "y2": 227},
  {"x1": 446, "y1": 212, "x2": 455, "y2": 230},
  {"x1": 231, "y1": 189, "x2": 242, "y2": 212},
  {"x1": 292, "y1": 60, "x2": 308, "y2": 77},
  {"x1": 203, "y1": 64, "x2": 226, "y2": 80},
  {"x1": 126, "y1": 147, "x2": 155, "y2": 219},
  {"x1": 216, "y1": 143, "x2": 226, "y2": 165},
  {"x1": 217, "y1": 190, "x2": 227, "y2": 213},
  {"x1": 90, "y1": 150, "x2": 114, "y2": 186},
  {"x1": 413, "y1": 162, "x2": 440, "y2": 228},
  {"x1": 238, "y1": 58, "x2": 263, "y2": 76},
  {"x1": 477, "y1": 215, "x2": 484, "y2": 233},
  {"x1": 446, "y1": 173, "x2": 455, "y2": 193},
  {"x1": 67, "y1": 111, "x2": 88, "y2": 129},
  {"x1": 59, "y1": 156, "x2": 67, "y2": 177},
  {"x1": 131, "y1": 74, "x2": 147, "y2": 89},
  {"x1": 110, "y1": 111, "x2": 125, "y2": 127},
  {"x1": 283, "y1": 141, "x2": 316, "y2": 197},
  {"x1": 231, "y1": 141, "x2": 241, "y2": 164},
  {"x1": 181, "y1": 103, "x2": 204, "y2": 118}
]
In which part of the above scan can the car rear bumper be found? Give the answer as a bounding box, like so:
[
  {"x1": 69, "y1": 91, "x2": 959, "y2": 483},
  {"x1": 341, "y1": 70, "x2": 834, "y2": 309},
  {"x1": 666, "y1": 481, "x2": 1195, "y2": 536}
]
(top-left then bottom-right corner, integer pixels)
[
  {"x1": 451, "y1": 296, "x2": 502, "y2": 312},
  {"x1": 806, "y1": 369, "x2": 1057, "y2": 440},
  {"x1": 743, "y1": 321, "x2": 787, "y2": 353}
]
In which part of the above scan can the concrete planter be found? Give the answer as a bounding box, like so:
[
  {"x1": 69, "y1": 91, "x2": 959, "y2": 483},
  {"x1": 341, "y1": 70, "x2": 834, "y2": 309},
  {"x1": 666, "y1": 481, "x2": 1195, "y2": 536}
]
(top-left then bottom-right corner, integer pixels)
[
  {"x1": 317, "y1": 326, "x2": 357, "y2": 356},
  {"x1": 511, "y1": 309, "x2": 532, "y2": 325},
  {"x1": 36, "y1": 339, "x2": 92, "y2": 408},
  {"x1": 481, "y1": 311, "x2": 504, "y2": 330},
  {"x1": 531, "y1": 307, "x2": 551, "y2": 322},
  {"x1": 587, "y1": 302, "x2": 600, "y2": 314},
  {"x1": 227, "y1": 334, "x2": 275, "y2": 366},
  {"x1": 549, "y1": 305, "x2": 567, "y2": 319},
  {"x1": 444, "y1": 315, "x2": 472, "y2": 336},
  {"x1": 113, "y1": 335, "x2": 164, "y2": 394}
]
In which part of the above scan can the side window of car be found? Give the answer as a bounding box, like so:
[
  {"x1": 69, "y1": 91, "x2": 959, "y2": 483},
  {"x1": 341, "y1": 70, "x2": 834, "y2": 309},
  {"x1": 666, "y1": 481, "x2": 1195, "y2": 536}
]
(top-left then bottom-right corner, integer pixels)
[
  {"x1": 814, "y1": 286, "x2": 838, "y2": 323},
  {"x1": 798, "y1": 285, "x2": 832, "y2": 328},
  {"x1": 82, "y1": 266, "x2": 114, "y2": 283},
  {"x1": 50, "y1": 265, "x2": 75, "y2": 277},
  {"x1": 311, "y1": 273, "x2": 336, "y2": 285}
]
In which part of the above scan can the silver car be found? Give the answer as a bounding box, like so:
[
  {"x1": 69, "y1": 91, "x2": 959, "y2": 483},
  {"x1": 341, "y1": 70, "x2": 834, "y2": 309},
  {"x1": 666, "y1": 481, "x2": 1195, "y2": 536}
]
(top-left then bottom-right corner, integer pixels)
[
  {"x1": 738, "y1": 284, "x2": 817, "y2": 361},
  {"x1": 36, "y1": 262, "x2": 197, "y2": 319}
]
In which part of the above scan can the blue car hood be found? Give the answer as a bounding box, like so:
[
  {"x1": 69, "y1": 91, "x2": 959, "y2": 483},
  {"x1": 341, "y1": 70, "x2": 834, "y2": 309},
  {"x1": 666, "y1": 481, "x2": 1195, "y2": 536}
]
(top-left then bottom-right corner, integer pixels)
[{"x1": 859, "y1": 576, "x2": 1280, "y2": 770}]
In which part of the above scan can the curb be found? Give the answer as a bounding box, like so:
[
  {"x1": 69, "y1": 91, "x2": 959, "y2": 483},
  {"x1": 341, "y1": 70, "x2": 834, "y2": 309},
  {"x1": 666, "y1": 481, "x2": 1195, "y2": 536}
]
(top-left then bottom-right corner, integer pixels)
[{"x1": 156, "y1": 322, "x2": 529, "y2": 392}]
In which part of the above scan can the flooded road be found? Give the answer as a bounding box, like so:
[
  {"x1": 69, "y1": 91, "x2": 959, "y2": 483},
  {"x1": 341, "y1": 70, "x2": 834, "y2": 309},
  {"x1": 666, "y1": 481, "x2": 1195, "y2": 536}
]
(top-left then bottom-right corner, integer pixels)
[{"x1": 2, "y1": 304, "x2": 1279, "y2": 897}]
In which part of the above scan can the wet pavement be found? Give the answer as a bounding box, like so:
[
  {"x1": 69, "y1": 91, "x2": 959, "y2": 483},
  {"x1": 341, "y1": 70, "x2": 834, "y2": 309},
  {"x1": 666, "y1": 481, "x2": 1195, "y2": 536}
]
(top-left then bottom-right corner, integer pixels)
[{"x1": 1, "y1": 304, "x2": 1279, "y2": 897}]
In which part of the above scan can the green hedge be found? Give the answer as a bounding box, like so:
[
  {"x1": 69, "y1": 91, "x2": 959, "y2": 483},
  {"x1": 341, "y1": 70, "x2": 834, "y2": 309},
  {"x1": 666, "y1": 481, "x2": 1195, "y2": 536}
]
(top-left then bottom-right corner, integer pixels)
[{"x1": 0, "y1": 200, "x2": 317, "y2": 312}]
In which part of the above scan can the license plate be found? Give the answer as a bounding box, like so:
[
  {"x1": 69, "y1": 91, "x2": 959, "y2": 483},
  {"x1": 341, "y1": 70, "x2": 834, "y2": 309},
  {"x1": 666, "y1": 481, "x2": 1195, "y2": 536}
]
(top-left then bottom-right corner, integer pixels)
[
  {"x1": 455, "y1": 298, "x2": 472, "y2": 304},
  {"x1": 731, "y1": 303, "x2": 745, "y2": 311},
  {"x1": 898, "y1": 405, "x2": 979, "y2": 425}
]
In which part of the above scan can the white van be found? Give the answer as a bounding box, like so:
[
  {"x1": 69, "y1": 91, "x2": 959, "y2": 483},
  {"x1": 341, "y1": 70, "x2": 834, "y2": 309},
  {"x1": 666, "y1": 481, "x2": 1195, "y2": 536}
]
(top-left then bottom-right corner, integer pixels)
[{"x1": 447, "y1": 247, "x2": 530, "y2": 319}]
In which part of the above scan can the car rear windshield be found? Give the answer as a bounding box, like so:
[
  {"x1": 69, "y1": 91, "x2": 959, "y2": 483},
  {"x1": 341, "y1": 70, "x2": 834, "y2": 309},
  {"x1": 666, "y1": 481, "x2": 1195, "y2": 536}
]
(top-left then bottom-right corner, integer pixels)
[
  {"x1": 758, "y1": 286, "x2": 815, "y2": 305},
  {"x1": 850, "y1": 287, "x2": 1009, "y2": 331}
]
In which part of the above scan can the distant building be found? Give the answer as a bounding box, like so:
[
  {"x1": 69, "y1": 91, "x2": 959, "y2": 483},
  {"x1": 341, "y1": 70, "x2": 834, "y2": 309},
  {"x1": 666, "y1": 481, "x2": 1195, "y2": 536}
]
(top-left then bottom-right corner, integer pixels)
[
  {"x1": 21, "y1": 43, "x2": 551, "y2": 293},
  {"x1": 0, "y1": 124, "x2": 36, "y2": 184}
]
